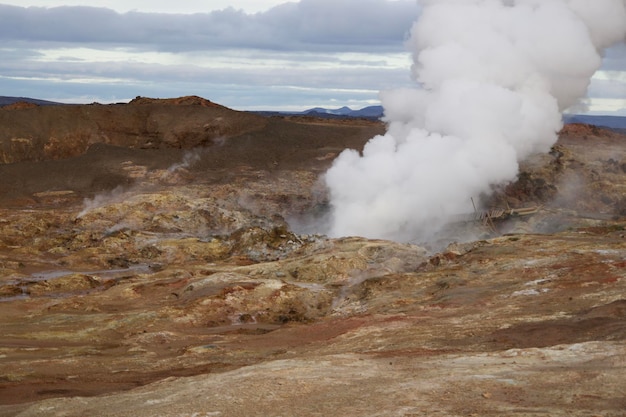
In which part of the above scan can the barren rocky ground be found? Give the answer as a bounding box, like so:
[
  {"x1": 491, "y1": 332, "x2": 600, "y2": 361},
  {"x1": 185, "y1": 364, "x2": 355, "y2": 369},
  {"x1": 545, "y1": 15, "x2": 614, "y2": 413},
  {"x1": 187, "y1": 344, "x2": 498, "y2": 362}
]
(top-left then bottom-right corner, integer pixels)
[{"x1": 0, "y1": 98, "x2": 624, "y2": 416}]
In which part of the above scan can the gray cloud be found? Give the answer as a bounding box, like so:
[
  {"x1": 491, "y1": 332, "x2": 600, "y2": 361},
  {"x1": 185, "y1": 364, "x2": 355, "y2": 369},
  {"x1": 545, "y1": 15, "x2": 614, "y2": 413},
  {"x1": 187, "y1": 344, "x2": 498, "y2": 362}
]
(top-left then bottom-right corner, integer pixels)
[
  {"x1": 0, "y1": 1, "x2": 419, "y2": 108},
  {"x1": 0, "y1": 1, "x2": 419, "y2": 52},
  {"x1": 0, "y1": 0, "x2": 623, "y2": 112}
]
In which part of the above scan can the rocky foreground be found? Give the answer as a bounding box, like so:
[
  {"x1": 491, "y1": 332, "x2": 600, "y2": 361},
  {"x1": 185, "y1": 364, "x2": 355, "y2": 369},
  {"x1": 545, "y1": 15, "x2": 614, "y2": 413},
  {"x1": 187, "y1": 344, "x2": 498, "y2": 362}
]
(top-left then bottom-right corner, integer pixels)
[{"x1": 0, "y1": 99, "x2": 625, "y2": 416}]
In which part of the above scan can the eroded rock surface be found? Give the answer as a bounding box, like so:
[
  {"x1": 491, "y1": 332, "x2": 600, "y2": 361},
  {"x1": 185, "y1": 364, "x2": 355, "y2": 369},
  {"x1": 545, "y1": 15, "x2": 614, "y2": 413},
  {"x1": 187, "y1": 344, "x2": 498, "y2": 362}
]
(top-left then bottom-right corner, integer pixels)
[{"x1": 0, "y1": 102, "x2": 624, "y2": 416}]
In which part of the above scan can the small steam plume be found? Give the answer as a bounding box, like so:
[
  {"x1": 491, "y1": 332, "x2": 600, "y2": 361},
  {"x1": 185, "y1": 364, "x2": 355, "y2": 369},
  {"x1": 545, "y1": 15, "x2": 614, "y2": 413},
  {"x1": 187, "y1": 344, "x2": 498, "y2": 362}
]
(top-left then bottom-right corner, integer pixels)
[
  {"x1": 77, "y1": 150, "x2": 204, "y2": 220},
  {"x1": 77, "y1": 185, "x2": 128, "y2": 219},
  {"x1": 167, "y1": 149, "x2": 203, "y2": 173},
  {"x1": 325, "y1": 0, "x2": 626, "y2": 242}
]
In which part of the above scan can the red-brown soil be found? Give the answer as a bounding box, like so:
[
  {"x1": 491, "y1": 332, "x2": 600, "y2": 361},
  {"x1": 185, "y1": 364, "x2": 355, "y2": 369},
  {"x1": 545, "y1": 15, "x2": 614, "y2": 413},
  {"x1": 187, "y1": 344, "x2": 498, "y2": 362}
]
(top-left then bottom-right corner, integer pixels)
[{"x1": 0, "y1": 98, "x2": 624, "y2": 416}]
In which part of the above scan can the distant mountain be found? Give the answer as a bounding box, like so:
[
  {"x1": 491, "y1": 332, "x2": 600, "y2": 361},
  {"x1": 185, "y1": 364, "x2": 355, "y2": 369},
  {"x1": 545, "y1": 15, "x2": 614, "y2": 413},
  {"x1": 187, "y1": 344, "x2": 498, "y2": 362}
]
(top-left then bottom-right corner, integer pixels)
[
  {"x1": 256, "y1": 106, "x2": 626, "y2": 129},
  {"x1": 304, "y1": 106, "x2": 353, "y2": 116},
  {"x1": 302, "y1": 105, "x2": 384, "y2": 119},
  {"x1": 290, "y1": 108, "x2": 626, "y2": 129},
  {"x1": 563, "y1": 114, "x2": 626, "y2": 133},
  {"x1": 251, "y1": 105, "x2": 384, "y2": 120},
  {"x1": 0, "y1": 96, "x2": 62, "y2": 107},
  {"x1": 350, "y1": 105, "x2": 385, "y2": 118}
]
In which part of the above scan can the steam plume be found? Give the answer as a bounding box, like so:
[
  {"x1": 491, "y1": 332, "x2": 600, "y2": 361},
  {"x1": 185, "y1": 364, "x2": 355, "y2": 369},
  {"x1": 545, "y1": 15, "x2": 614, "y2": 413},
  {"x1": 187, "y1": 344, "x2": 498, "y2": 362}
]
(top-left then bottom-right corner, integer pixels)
[{"x1": 325, "y1": 0, "x2": 626, "y2": 242}]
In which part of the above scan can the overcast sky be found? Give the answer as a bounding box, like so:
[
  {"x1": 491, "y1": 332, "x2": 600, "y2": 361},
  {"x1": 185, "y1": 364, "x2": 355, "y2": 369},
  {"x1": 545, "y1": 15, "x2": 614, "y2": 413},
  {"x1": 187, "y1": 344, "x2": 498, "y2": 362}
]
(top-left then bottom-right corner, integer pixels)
[{"x1": 1, "y1": 1, "x2": 625, "y2": 113}]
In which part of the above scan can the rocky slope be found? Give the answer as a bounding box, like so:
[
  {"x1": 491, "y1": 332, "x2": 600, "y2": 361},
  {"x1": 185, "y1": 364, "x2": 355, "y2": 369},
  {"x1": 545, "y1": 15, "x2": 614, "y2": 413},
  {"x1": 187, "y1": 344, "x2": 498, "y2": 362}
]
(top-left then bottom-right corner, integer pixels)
[{"x1": 0, "y1": 99, "x2": 624, "y2": 416}]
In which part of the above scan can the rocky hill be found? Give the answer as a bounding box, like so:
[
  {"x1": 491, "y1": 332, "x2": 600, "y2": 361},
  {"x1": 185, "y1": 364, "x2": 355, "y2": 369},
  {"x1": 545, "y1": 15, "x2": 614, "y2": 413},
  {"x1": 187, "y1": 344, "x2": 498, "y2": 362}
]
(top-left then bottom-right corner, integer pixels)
[
  {"x1": 0, "y1": 98, "x2": 624, "y2": 416},
  {"x1": 0, "y1": 96, "x2": 383, "y2": 203}
]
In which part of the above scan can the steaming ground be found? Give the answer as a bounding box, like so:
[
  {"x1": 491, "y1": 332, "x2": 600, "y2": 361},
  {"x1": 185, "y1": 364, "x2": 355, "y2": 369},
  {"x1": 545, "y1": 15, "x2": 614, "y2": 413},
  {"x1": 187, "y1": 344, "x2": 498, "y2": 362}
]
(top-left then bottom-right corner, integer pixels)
[
  {"x1": 325, "y1": 0, "x2": 626, "y2": 243},
  {"x1": 77, "y1": 149, "x2": 205, "y2": 219},
  {"x1": 1, "y1": 92, "x2": 626, "y2": 415},
  {"x1": 1, "y1": 115, "x2": 625, "y2": 415}
]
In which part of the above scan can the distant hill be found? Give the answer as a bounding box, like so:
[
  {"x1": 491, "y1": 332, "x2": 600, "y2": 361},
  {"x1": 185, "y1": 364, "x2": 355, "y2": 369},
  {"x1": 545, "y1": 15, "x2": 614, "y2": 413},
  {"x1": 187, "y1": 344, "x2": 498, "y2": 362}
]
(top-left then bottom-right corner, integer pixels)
[
  {"x1": 563, "y1": 114, "x2": 626, "y2": 134},
  {"x1": 0, "y1": 96, "x2": 62, "y2": 107},
  {"x1": 255, "y1": 107, "x2": 626, "y2": 131},
  {"x1": 252, "y1": 105, "x2": 384, "y2": 120},
  {"x1": 3, "y1": 96, "x2": 624, "y2": 133},
  {"x1": 305, "y1": 106, "x2": 353, "y2": 116}
]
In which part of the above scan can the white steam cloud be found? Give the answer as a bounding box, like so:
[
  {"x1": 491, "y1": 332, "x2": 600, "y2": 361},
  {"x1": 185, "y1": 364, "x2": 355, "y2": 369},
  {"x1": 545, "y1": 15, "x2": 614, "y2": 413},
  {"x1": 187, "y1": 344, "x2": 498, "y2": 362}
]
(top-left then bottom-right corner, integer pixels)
[{"x1": 325, "y1": 0, "x2": 626, "y2": 242}]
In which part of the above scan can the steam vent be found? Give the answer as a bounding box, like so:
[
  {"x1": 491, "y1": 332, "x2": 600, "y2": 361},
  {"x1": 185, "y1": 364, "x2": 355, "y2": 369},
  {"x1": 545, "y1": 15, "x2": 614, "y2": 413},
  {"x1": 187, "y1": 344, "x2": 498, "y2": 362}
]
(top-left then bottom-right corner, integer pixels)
[
  {"x1": 2, "y1": 1, "x2": 626, "y2": 416},
  {"x1": 0, "y1": 94, "x2": 624, "y2": 416}
]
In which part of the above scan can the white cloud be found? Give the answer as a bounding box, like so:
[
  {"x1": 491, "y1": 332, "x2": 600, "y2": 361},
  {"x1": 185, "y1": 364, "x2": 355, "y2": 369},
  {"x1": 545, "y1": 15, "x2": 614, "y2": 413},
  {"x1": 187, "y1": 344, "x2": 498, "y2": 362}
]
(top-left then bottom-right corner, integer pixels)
[{"x1": 577, "y1": 70, "x2": 626, "y2": 115}]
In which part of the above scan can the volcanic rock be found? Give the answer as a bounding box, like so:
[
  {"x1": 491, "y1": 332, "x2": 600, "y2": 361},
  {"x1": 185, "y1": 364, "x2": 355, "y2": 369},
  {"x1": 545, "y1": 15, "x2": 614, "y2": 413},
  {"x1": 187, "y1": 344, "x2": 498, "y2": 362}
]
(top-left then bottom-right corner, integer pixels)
[{"x1": 0, "y1": 98, "x2": 624, "y2": 417}]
